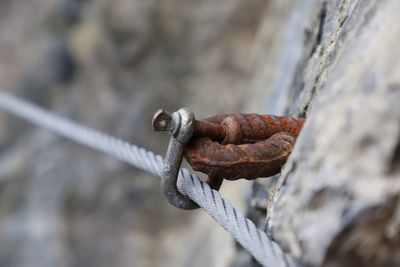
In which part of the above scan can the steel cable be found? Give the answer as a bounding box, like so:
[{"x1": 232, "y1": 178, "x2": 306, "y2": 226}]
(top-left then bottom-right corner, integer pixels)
[{"x1": 0, "y1": 90, "x2": 299, "y2": 267}]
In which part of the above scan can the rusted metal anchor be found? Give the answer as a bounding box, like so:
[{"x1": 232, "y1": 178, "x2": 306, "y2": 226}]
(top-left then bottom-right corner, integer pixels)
[
  {"x1": 185, "y1": 113, "x2": 305, "y2": 182},
  {"x1": 153, "y1": 108, "x2": 304, "y2": 210}
]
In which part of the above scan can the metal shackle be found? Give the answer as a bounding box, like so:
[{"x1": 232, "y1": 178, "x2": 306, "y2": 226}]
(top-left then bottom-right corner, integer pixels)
[{"x1": 152, "y1": 108, "x2": 199, "y2": 210}]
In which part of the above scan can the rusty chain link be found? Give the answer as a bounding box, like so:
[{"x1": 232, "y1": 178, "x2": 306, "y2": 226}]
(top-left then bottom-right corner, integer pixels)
[{"x1": 184, "y1": 113, "x2": 304, "y2": 186}]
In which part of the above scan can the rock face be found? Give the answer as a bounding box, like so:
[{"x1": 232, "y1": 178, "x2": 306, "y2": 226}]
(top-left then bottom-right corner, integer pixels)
[
  {"x1": 0, "y1": 0, "x2": 399, "y2": 267},
  {"x1": 247, "y1": 0, "x2": 400, "y2": 266}
]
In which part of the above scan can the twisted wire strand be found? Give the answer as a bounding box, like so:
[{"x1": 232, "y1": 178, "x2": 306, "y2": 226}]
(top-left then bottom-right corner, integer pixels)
[{"x1": 0, "y1": 91, "x2": 298, "y2": 267}]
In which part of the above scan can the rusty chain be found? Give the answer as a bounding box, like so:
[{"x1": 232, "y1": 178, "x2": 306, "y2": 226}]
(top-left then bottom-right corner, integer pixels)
[{"x1": 184, "y1": 113, "x2": 304, "y2": 187}]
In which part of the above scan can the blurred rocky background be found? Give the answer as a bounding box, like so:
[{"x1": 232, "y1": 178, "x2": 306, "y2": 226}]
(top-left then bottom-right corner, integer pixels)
[
  {"x1": 0, "y1": 0, "x2": 266, "y2": 266},
  {"x1": 0, "y1": 0, "x2": 399, "y2": 267}
]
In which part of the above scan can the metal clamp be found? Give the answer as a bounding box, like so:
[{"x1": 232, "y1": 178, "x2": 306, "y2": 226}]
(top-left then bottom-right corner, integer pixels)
[{"x1": 152, "y1": 107, "x2": 199, "y2": 210}]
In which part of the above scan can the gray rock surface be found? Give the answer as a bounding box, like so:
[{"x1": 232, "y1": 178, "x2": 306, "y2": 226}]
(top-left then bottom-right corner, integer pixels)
[
  {"x1": 0, "y1": 0, "x2": 399, "y2": 266},
  {"x1": 246, "y1": 0, "x2": 400, "y2": 266}
]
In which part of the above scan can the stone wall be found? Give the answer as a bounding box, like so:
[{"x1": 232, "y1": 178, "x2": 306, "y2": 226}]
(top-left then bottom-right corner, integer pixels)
[{"x1": 247, "y1": 1, "x2": 400, "y2": 266}]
